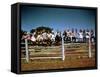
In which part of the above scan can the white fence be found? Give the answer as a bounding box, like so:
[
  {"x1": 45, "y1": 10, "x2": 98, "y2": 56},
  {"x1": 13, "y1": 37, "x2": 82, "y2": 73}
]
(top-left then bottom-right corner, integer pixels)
[{"x1": 21, "y1": 35, "x2": 92, "y2": 63}]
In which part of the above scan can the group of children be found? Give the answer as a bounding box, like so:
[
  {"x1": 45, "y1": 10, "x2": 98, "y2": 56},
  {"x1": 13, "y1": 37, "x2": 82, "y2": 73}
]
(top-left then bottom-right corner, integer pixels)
[
  {"x1": 63, "y1": 29, "x2": 95, "y2": 43},
  {"x1": 21, "y1": 29, "x2": 95, "y2": 46}
]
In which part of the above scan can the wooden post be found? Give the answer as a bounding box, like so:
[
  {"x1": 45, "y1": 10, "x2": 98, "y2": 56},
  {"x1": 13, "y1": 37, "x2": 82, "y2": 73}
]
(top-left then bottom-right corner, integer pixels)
[
  {"x1": 61, "y1": 33, "x2": 65, "y2": 61},
  {"x1": 89, "y1": 32, "x2": 92, "y2": 58},
  {"x1": 25, "y1": 39, "x2": 29, "y2": 62}
]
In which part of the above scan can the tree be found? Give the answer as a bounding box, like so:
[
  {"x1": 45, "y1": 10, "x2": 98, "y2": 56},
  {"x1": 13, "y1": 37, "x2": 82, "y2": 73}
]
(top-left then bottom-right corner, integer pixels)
[
  {"x1": 21, "y1": 30, "x2": 27, "y2": 35},
  {"x1": 36, "y1": 26, "x2": 53, "y2": 33},
  {"x1": 30, "y1": 26, "x2": 53, "y2": 34},
  {"x1": 30, "y1": 29, "x2": 35, "y2": 33}
]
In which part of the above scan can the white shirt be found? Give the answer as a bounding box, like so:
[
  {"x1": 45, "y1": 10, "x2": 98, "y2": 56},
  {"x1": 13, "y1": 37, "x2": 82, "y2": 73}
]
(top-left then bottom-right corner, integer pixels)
[
  {"x1": 79, "y1": 32, "x2": 83, "y2": 38},
  {"x1": 31, "y1": 35, "x2": 36, "y2": 42}
]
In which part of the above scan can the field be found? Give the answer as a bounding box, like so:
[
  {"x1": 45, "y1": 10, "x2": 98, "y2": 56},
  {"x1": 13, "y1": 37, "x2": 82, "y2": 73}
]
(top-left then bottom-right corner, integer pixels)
[{"x1": 21, "y1": 43, "x2": 96, "y2": 71}]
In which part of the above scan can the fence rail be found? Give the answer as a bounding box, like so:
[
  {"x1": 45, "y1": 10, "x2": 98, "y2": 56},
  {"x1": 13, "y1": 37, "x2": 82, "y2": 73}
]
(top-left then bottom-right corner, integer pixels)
[{"x1": 21, "y1": 35, "x2": 92, "y2": 63}]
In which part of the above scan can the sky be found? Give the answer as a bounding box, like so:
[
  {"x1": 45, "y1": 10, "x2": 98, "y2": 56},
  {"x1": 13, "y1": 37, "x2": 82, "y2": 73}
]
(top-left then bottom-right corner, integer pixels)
[{"x1": 21, "y1": 5, "x2": 96, "y2": 32}]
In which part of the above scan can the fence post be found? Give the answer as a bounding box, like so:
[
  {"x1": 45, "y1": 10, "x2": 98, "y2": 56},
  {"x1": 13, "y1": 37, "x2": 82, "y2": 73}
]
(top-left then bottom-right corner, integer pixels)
[
  {"x1": 88, "y1": 32, "x2": 92, "y2": 58},
  {"x1": 25, "y1": 39, "x2": 29, "y2": 62},
  {"x1": 61, "y1": 33, "x2": 65, "y2": 61}
]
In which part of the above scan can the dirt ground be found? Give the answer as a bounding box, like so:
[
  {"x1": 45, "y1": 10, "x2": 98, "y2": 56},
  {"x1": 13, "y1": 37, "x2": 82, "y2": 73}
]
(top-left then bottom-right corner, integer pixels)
[{"x1": 21, "y1": 43, "x2": 96, "y2": 71}]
